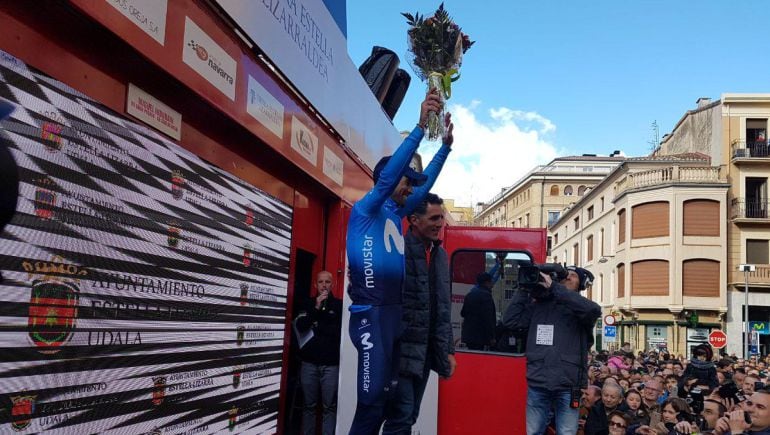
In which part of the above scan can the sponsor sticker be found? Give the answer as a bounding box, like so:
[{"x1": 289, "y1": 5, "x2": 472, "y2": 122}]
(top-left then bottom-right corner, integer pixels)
[{"x1": 182, "y1": 17, "x2": 237, "y2": 100}]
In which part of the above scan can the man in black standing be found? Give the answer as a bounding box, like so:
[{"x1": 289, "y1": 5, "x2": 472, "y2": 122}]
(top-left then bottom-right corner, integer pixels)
[
  {"x1": 382, "y1": 193, "x2": 456, "y2": 434},
  {"x1": 294, "y1": 271, "x2": 342, "y2": 435},
  {"x1": 461, "y1": 270, "x2": 498, "y2": 351}
]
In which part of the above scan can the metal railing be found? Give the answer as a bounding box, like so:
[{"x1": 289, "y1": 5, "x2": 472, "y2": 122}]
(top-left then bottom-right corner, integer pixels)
[
  {"x1": 732, "y1": 140, "x2": 770, "y2": 159},
  {"x1": 614, "y1": 166, "x2": 723, "y2": 195},
  {"x1": 731, "y1": 198, "x2": 770, "y2": 219}
]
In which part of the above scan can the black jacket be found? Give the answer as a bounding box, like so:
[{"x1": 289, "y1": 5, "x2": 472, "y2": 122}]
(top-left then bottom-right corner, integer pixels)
[
  {"x1": 503, "y1": 282, "x2": 601, "y2": 390},
  {"x1": 461, "y1": 286, "x2": 496, "y2": 349},
  {"x1": 683, "y1": 359, "x2": 718, "y2": 389},
  {"x1": 584, "y1": 401, "x2": 630, "y2": 435},
  {"x1": 295, "y1": 293, "x2": 342, "y2": 365},
  {"x1": 399, "y1": 229, "x2": 454, "y2": 378}
]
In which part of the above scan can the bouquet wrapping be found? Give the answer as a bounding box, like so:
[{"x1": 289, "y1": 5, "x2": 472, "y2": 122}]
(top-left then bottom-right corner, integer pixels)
[{"x1": 403, "y1": 3, "x2": 474, "y2": 140}]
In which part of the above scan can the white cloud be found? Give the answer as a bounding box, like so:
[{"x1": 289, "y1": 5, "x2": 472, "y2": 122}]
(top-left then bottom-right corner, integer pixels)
[{"x1": 417, "y1": 102, "x2": 560, "y2": 208}]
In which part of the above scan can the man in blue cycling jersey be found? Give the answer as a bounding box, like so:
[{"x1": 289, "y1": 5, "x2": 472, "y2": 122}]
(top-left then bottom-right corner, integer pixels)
[{"x1": 347, "y1": 89, "x2": 453, "y2": 435}]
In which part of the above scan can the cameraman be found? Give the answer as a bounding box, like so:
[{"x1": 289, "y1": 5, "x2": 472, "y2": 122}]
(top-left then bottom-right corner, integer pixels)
[{"x1": 503, "y1": 265, "x2": 601, "y2": 435}]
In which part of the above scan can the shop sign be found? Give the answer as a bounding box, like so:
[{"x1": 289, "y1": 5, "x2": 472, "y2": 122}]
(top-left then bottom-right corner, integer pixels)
[
  {"x1": 246, "y1": 75, "x2": 284, "y2": 139},
  {"x1": 126, "y1": 83, "x2": 182, "y2": 140},
  {"x1": 290, "y1": 116, "x2": 318, "y2": 166},
  {"x1": 322, "y1": 146, "x2": 343, "y2": 186},
  {"x1": 182, "y1": 16, "x2": 237, "y2": 101},
  {"x1": 106, "y1": 0, "x2": 168, "y2": 45}
]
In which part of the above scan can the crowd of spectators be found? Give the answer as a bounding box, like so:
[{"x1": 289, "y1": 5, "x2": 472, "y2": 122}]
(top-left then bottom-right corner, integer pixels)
[{"x1": 574, "y1": 343, "x2": 770, "y2": 435}]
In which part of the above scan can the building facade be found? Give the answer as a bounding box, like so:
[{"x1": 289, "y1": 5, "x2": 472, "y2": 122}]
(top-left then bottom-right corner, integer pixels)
[
  {"x1": 474, "y1": 156, "x2": 624, "y2": 236},
  {"x1": 549, "y1": 155, "x2": 729, "y2": 356},
  {"x1": 656, "y1": 94, "x2": 770, "y2": 356}
]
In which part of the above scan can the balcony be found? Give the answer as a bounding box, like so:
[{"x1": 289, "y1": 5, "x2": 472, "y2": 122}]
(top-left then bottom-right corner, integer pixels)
[
  {"x1": 731, "y1": 198, "x2": 770, "y2": 220},
  {"x1": 730, "y1": 264, "x2": 770, "y2": 287},
  {"x1": 614, "y1": 166, "x2": 724, "y2": 196},
  {"x1": 731, "y1": 140, "x2": 770, "y2": 162}
]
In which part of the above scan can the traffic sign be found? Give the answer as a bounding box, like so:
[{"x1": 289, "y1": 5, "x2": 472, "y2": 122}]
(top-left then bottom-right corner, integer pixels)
[
  {"x1": 604, "y1": 326, "x2": 617, "y2": 337},
  {"x1": 604, "y1": 315, "x2": 616, "y2": 326},
  {"x1": 708, "y1": 330, "x2": 727, "y2": 349}
]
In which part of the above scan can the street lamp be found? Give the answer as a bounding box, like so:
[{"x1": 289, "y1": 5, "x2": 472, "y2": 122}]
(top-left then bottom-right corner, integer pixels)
[{"x1": 739, "y1": 264, "x2": 756, "y2": 359}]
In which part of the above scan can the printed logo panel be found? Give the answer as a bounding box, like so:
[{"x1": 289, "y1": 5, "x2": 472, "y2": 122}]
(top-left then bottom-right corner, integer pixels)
[{"x1": 0, "y1": 49, "x2": 289, "y2": 434}]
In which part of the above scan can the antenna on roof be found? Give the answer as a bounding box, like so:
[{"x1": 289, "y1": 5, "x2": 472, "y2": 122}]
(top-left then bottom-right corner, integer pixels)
[{"x1": 648, "y1": 120, "x2": 660, "y2": 154}]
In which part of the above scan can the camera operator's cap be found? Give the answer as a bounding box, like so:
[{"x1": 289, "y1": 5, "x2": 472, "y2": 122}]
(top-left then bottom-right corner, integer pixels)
[
  {"x1": 567, "y1": 266, "x2": 594, "y2": 291},
  {"x1": 373, "y1": 155, "x2": 428, "y2": 187},
  {"x1": 0, "y1": 98, "x2": 15, "y2": 120}
]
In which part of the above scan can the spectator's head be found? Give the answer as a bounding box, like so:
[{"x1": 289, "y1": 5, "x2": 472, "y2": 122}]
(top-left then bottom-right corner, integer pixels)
[
  {"x1": 564, "y1": 266, "x2": 593, "y2": 291},
  {"x1": 665, "y1": 374, "x2": 678, "y2": 392},
  {"x1": 718, "y1": 359, "x2": 735, "y2": 373},
  {"x1": 373, "y1": 154, "x2": 427, "y2": 206},
  {"x1": 735, "y1": 368, "x2": 747, "y2": 385},
  {"x1": 408, "y1": 193, "x2": 445, "y2": 243},
  {"x1": 701, "y1": 399, "x2": 726, "y2": 430},
  {"x1": 623, "y1": 353, "x2": 635, "y2": 367},
  {"x1": 622, "y1": 342, "x2": 632, "y2": 352},
  {"x1": 746, "y1": 390, "x2": 770, "y2": 431},
  {"x1": 315, "y1": 270, "x2": 333, "y2": 295},
  {"x1": 626, "y1": 389, "x2": 643, "y2": 411},
  {"x1": 619, "y1": 378, "x2": 630, "y2": 391},
  {"x1": 717, "y1": 371, "x2": 726, "y2": 384},
  {"x1": 607, "y1": 410, "x2": 631, "y2": 435},
  {"x1": 476, "y1": 272, "x2": 494, "y2": 290},
  {"x1": 661, "y1": 397, "x2": 693, "y2": 424},
  {"x1": 693, "y1": 344, "x2": 713, "y2": 362},
  {"x1": 602, "y1": 382, "x2": 624, "y2": 409},
  {"x1": 581, "y1": 385, "x2": 601, "y2": 408},
  {"x1": 642, "y1": 379, "x2": 663, "y2": 405},
  {"x1": 745, "y1": 374, "x2": 761, "y2": 395}
]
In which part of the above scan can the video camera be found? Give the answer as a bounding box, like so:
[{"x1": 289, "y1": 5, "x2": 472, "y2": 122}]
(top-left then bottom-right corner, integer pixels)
[{"x1": 517, "y1": 263, "x2": 568, "y2": 297}]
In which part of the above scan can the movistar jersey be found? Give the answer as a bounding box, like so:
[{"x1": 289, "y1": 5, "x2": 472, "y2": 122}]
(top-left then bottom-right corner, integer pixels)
[{"x1": 346, "y1": 126, "x2": 451, "y2": 306}]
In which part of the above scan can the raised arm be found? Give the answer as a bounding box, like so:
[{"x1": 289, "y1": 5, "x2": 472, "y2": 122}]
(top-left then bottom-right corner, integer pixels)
[{"x1": 401, "y1": 113, "x2": 454, "y2": 216}]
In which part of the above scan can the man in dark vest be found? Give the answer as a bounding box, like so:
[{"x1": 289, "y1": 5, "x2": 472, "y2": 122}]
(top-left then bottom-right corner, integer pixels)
[{"x1": 382, "y1": 193, "x2": 456, "y2": 434}]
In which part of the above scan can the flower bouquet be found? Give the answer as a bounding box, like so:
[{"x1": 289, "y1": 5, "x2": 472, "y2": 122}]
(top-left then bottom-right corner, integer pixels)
[{"x1": 403, "y1": 3, "x2": 474, "y2": 140}]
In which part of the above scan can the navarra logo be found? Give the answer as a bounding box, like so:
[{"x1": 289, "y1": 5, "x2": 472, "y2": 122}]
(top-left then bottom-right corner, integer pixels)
[
  {"x1": 236, "y1": 325, "x2": 245, "y2": 346},
  {"x1": 239, "y1": 283, "x2": 248, "y2": 306},
  {"x1": 34, "y1": 176, "x2": 56, "y2": 220},
  {"x1": 171, "y1": 169, "x2": 185, "y2": 200},
  {"x1": 228, "y1": 406, "x2": 238, "y2": 431},
  {"x1": 40, "y1": 122, "x2": 63, "y2": 152},
  {"x1": 168, "y1": 222, "x2": 180, "y2": 248},
  {"x1": 232, "y1": 366, "x2": 241, "y2": 389},
  {"x1": 23, "y1": 256, "x2": 85, "y2": 354},
  {"x1": 188, "y1": 40, "x2": 208, "y2": 61},
  {"x1": 245, "y1": 208, "x2": 254, "y2": 226},
  {"x1": 152, "y1": 377, "x2": 166, "y2": 406},
  {"x1": 10, "y1": 393, "x2": 36, "y2": 431}
]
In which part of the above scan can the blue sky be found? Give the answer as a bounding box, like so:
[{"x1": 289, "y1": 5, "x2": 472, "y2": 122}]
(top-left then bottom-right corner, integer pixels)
[{"x1": 346, "y1": 1, "x2": 770, "y2": 206}]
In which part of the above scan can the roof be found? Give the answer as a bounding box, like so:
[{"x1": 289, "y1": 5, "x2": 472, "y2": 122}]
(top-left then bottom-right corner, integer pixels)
[
  {"x1": 627, "y1": 152, "x2": 711, "y2": 162},
  {"x1": 552, "y1": 155, "x2": 627, "y2": 162}
]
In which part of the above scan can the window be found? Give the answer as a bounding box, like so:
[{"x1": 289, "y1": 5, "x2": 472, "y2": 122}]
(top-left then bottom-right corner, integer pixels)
[
  {"x1": 550, "y1": 185, "x2": 559, "y2": 196},
  {"x1": 586, "y1": 235, "x2": 594, "y2": 262},
  {"x1": 587, "y1": 206, "x2": 594, "y2": 220},
  {"x1": 554, "y1": 233, "x2": 559, "y2": 245},
  {"x1": 683, "y1": 259, "x2": 720, "y2": 297},
  {"x1": 548, "y1": 211, "x2": 561, "y2": 227},
  {"x1": 600, "y1": 228, "x2": 605, "y2": 256},
  {"x1": 600, "y1": 196, "x2": 605, "y2": 212},
  {"x1": 617, "y1": 264, "x2": 625, "y2": 298},
  {"x1": 683, "y1": 199, "x2": 720, "y2": 236},
  {"x1": 574, "y1": 216, "x2": 580, "y2": 230},
  {"x1": 578, "y1": 185, "x2": 587, "y2": 196},
  {"x1": 564, "y1": 185, "x2": 573, "y2": 196},
  {"x1": 632, "y1": 202, "x2": 669, "y2": 239},
  {"x1": 747, "y1": 239, "x2": 769, "y2": 264},
  {"x1": 573, "y1": 243, "x2": 580, "y2": 265},
  {"x1": 525, "y1": 213, "x2": 530, "y2": 228},
  {"x1": 618, "y1": 209, "x2": 626, "y2": 244},
  {"x1": 631, "y1": 260, "x2": 669, "y2": 296},
  {"x1": 598, "y1": 273, "x2": 604, "y2": 302},
  {"x1": 547, "y1": 236, "x2": 553, "y2": 256}
]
